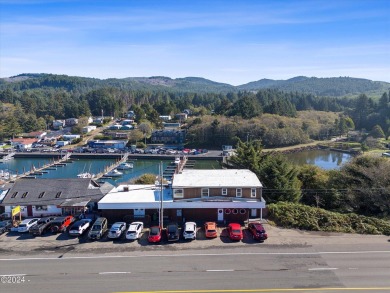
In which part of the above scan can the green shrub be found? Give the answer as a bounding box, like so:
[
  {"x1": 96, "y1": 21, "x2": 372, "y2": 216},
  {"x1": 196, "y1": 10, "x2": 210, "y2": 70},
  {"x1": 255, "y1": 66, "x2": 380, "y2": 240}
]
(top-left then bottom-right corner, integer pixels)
[{"x1": 268, "y1": 202, "x2": 390, "y2": 235}]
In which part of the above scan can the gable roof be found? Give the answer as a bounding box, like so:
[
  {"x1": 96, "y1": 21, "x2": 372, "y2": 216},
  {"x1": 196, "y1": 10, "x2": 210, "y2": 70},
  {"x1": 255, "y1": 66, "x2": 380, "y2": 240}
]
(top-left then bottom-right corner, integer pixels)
[
  {"x1": 1, "y1": 178, "x2": 110, "y2": 206},
  {"x1": 172, "y1": 169, "x2": 262, "y2": 188},
  {"x1": 11, "y1": 138, "x2": 38, "y2": 145}
]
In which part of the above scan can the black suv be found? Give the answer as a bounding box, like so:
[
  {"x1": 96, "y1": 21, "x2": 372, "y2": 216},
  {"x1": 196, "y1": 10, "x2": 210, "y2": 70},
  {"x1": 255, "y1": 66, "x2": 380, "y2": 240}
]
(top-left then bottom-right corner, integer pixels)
[
  {"x1": 29, "y1": 217, "x2": 56, "y2": 236},
  {"x1": 166, "y1": 223, "x2": 180, "y2": 242}
]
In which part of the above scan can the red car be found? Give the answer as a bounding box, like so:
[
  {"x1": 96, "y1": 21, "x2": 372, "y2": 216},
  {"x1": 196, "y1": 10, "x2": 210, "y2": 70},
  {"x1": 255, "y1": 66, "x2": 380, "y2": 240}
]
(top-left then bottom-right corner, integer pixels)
[
  {"x1": 248, "y1": 222, "x2": 268, "y2": 242},
  {"x1": 50, "y1": 216, "x2": 75, "y2": 233},
  {"x1": 148, "y1": 226, "x2": 162, "y2": 243},
  {"x1": 227, "y1": 223, "x2": 243, "y2": 241}
]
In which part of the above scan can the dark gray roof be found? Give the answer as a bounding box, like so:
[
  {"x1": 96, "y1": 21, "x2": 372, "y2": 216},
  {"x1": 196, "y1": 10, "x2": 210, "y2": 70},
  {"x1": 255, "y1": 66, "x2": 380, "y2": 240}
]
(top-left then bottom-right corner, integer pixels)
[{"x1": 1, "y1": 178, "x2": 110, "y2": 206}]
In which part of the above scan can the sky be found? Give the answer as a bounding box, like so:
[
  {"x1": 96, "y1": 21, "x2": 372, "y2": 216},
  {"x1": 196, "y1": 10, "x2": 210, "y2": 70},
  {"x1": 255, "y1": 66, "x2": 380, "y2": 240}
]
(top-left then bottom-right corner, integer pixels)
[{"x1": 0, "y1": 0, "x2": 389, "y2": 85}]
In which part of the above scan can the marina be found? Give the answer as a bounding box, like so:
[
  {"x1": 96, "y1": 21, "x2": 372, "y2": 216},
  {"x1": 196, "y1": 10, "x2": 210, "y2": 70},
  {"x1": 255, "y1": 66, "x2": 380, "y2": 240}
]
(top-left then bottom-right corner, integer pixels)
[{"x1": 0, "y1": 153, "x2": 222, "y2": 185}]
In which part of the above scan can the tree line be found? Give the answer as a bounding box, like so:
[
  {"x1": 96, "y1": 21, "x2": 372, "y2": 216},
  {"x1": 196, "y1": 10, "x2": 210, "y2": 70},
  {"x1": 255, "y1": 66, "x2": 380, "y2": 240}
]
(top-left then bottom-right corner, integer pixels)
[
  {"x1": 0, "y1": 84, "x2": 389, "y2": 144},
  {"x1": 227, "y1": 140, "x2": 390, "y2": 218}
]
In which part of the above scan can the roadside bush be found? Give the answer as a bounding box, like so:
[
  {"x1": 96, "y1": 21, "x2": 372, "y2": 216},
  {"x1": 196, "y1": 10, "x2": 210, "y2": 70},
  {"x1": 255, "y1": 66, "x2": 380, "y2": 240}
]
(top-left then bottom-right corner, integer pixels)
[{"x1": 268, "y1": 202, "x2": 390, "y2": 235}]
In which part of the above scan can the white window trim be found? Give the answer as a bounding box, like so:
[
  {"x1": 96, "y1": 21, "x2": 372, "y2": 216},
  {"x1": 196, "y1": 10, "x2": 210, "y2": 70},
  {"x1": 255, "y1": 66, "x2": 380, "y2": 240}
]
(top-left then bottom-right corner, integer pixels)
[
  {"x1": 251, "y1": 188, "x2": 257, "y2": 198},
  {"x1": 236, "y1": 188, "x2": 242, "y2": 197},
  {"x1": 173, "y1": 189, "x2": 184, "y2": 198},
  {"x1": 201, "y1": 188, "x2": 209, "y2": 197},
  {"x1": 222, "y1": 188, "x2": 227, "y2": 196}
]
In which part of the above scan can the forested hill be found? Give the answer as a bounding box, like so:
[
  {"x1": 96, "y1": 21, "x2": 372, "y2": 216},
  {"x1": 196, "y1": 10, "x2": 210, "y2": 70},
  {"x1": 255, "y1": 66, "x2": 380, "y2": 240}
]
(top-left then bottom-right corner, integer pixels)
[
  {"x1": 238, "y1": 76, "x2": 389, "y2": 97},
  {"x1": 0, "y1": 74, "x2": 235, "y2": 94},
  {"x1": 0, "y1": 73, "x2": 388, "y2": 97}
]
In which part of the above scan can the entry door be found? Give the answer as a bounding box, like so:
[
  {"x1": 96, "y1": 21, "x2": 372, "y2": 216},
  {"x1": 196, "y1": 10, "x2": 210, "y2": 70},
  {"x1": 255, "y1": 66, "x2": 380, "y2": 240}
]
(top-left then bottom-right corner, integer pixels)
[
  {"x1": 27, "y1": 205, "x2": 33, "y2": 217},
  {"x1": 217, "y1": 209, "x2": 224, "y2": 222},
  {"x1": 251, "y1": 208, "x2": 257, "y2": 218}
]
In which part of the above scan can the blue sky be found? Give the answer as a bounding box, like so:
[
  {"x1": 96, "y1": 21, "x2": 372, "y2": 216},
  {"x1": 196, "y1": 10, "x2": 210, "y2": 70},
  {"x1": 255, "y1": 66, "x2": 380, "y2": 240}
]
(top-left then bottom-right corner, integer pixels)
[{"x1": 0, "y1": 0, "x2": 389, "y2": 85}]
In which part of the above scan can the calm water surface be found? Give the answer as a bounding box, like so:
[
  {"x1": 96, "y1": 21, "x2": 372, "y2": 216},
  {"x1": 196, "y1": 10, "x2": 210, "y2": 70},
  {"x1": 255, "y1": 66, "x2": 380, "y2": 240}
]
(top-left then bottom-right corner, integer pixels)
[
  {"x1": 284, "y1": 149, "x2": 353, "y2": 169},
  {"x1": 0, "y1": 157, "x2": 222, "y2": 185}
]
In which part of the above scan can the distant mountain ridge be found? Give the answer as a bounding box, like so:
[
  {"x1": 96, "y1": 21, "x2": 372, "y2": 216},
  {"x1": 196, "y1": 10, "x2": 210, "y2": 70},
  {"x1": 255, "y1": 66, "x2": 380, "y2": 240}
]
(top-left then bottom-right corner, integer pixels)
[{"x1": 0, "y1": 73, "x2": 388, "y2": 97}]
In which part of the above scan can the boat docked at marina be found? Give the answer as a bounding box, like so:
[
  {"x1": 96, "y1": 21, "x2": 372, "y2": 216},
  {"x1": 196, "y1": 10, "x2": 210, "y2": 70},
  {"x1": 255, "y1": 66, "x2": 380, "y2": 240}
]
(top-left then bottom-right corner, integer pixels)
[
  {"x1": 117, "y1": 162, "x2": 133, "y2": 170},
  {"x1": 77, "y1": 172, "x2": 95, "y2": 178},
  {"x1": 104, "y1": 169, "x2": 123, "y2": 177}
]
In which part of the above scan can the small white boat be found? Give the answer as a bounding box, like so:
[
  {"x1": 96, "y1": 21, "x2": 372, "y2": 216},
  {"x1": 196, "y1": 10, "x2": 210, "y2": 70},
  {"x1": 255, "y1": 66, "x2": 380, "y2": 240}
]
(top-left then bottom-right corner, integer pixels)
[
  {"x1": 174, "y1": 157, "x2": 181, "y2": 164},
  {"x1": 77, "y1": 172, "x2": 95, "y2": 178},
  {"x1": 382, "y1": 152, "x2": 390, "y2": 158},
  {"x1": 117, "y1": 162, "x2": 133, "y2": 170},
  {"x1": 104, "y1": 169, "x2": 123, "y2": 177}
]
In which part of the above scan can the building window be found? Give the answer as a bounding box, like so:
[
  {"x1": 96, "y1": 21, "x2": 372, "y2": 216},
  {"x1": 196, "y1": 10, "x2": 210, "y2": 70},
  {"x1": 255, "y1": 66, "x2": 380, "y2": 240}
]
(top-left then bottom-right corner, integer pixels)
[
  {"x1": 21, "y1": 192, "x2": 28, "y2": 198},
  {"x1": 55, "y1": 192, "x2": 62, "y2": 198},
  {"x1": 38, "y1": 192, "x2": 45, "y2": 198},
  {"x1": 173, "y1": 189, "x2": 184, "y2": 199},
  {"x1": 201, "y1": 188, "x2": 209, "y2": 197},
  {"x1": 36, "y1": 205, "x2": 48, "y2": 211},
  {"x1": 236, "y1": 188, "x2": 242, "y2": 197},
  {"x1": 11, "y1": 192, "x2": 18, "y2": 198},
  {"x1": 222, "y1": 188, "x2": 227, "y2": 196},
  {"x1": 251, "y1": 188, "x2": 257, "y2": 198}
]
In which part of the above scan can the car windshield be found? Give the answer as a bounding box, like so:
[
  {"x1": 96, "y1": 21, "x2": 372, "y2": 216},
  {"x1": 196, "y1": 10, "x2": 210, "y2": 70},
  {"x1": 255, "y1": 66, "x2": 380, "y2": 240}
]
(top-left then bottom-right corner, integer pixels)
[
  {"x1": 127, "y1": 231, "x2": 135, "y2": 234},
  {"x1": 168, "y1": 226, "x2": 177, "y2": 232},
  {"x1": 150, "y1": 227, "x2": 160, "y2": 235},
  {"x1": 232, "y1": 229, "x2": 241, "y2": 233},
  {"x1": 37, "y1": 220, "x2": 46, "y2": 224},
  {"x1": 92, "y1": 225, "x2": 101, "y2": 230},
  {"x1": 185, "y1": 230, "x2": 193, "y2": 233},
  {"x1": 19, "y1": 224, "x2": 26, "y2": 227},
  {"x1": 207, "y1": 229, "x2": 216, "y2": 233},
  {"x1": 72, "y1": 225, "x2": 80, "y2": 229}
]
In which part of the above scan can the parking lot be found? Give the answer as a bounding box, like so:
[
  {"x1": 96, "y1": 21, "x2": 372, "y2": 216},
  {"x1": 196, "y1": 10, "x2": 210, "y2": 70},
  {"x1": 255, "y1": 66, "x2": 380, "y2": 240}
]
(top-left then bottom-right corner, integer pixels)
[{"x1": 1, "y1": 221, "x2": 389, "y2": 257}]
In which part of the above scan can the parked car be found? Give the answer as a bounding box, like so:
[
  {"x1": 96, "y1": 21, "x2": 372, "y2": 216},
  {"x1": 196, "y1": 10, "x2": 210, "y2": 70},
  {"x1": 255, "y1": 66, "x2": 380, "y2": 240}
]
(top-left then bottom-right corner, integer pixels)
[
  {"x1": 18, "y1": 218, "x2": 39, "y2": 233},
  {"x1": 183, "y1": 222, "x2": 197, "y2": 240},
  {"x1": 227, "y1": 223, "x2": 243, "y2": 241},
  {"x1": 166, "y1": 223, "x2": 180, "y2": 242},
  {"x1": 29, "y1": 216, "x2": 56, "y2": 236},
  {"x1": 69, "y1": 219, "x2": 92, "y2": 237},
  {"x1": 0, "y1": 220, "x2": 12, "y2": 235},
  {"x1": 88, "y1": 217, "x2": 108, "y2": 240},
  {"x1": 248, "y1": 222, "x2": 268, "y2": 242},
  {"x1": 107, "y1": 222, "x2": 127, "y2": 239},
  {"x1": 125, "y1": 221, "x2": 144, "y2": 240},
  {"x1": 148, "y1": 226, "x2": 162, "y2": 243},
  {"x1": 50, "y1": 216, "x2": 75, "y2": 233},
  {"x1": 204, "y1": 222, "x2": 218, "y2": 238},
  {"x1": 0, "y1": 212, "x2": 11, "y2": 220}
]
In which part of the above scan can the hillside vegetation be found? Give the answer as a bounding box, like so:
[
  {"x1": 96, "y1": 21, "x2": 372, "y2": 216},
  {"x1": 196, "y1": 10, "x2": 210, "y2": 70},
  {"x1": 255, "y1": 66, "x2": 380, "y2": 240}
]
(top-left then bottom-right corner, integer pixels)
[
  {"x1": 268, "y1": 202, "x2": 390, "y2": 235},
  {"x1": 1, "y1": 73, "x2": 388, "y2": 97}
]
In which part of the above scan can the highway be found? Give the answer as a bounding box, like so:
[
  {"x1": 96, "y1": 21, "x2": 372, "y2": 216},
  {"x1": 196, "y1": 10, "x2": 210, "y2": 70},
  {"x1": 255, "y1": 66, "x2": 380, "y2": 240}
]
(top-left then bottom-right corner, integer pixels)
[{"x1": 1, "y1": 244, "x2": 390, "y2": 293}]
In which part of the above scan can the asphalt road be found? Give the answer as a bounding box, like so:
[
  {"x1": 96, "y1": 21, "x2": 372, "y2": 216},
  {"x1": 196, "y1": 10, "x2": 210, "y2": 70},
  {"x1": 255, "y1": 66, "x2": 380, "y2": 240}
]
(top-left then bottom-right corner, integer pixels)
[{"x1": 1, "y1": 244, "x2": 390, "y2": 293}]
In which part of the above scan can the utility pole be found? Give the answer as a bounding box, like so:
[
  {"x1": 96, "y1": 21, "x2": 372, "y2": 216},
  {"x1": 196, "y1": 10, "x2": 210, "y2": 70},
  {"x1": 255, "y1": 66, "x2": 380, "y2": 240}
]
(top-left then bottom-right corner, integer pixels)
[{"x1": 159, "y1": 162, "x2": 163, "y2": 228}]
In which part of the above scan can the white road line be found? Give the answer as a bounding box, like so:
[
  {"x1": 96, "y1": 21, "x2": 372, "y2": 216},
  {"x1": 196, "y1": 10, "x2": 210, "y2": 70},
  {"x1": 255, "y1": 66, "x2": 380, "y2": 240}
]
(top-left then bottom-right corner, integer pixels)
[
  {"x1": 206, "y1": 269, "x2": 234, "y2": 272},
  {"x1": 99, "y1": 272, "x2": 131, "y2": 275},
  {"x1": 308, "y1": 268, "x2": 338, "y2": 271},
  {"x1": 1, "y1": 250, "x2": 390, "y2": 261}
]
